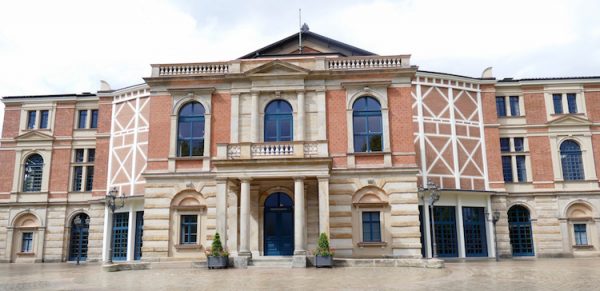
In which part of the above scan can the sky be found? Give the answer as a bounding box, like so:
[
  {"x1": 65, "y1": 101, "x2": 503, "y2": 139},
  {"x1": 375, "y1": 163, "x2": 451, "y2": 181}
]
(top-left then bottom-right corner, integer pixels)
[{"x1": 1, "y1": 0, "x2": 599, "y2": 134}]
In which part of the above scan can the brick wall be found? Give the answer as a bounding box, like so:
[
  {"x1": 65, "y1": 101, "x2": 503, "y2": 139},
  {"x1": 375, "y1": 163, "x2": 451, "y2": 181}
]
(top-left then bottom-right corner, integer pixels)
[{"x1": 326, "y1": 90, "x2": 347, "y2": 168}]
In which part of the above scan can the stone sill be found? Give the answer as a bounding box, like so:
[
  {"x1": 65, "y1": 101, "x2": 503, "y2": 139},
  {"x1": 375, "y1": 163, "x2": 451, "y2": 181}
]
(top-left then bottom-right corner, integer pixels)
[
  {"x1": 175, "y1": 244, "x2": 203, "y2": 250},
  {"x1": 170, "y1": 156, "x2": 208, "y2": 161},
  {"x1": 16, "y1": 252, "x2": 35, "y2": 256},
  {"x1": 348, "y1": 151, "x2": 391, "y2": 157},
  {"x1": 357, "y1": 242, "x2": 388, "y2": 248},
  {"x1": 573, "y1": 245, "x2": 594, "y2": 249}
]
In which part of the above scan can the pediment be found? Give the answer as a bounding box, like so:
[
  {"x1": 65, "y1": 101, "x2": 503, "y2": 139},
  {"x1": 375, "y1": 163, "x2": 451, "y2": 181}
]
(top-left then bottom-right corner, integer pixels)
[
  {"x1": 244, "y1": 61, "x2": 310, "y2": 77},
  {"x1": 546, "y1": 114, "x2": 591, "y2": 127},
  {"x1": 15, "y1": 130, "x2": 55, "y2": 142}
]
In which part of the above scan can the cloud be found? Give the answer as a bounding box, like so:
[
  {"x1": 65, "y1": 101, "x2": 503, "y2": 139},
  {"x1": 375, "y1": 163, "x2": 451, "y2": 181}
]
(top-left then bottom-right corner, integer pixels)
[{"x1": 0, "y1": 0, "x2": 599, "y2": 136}]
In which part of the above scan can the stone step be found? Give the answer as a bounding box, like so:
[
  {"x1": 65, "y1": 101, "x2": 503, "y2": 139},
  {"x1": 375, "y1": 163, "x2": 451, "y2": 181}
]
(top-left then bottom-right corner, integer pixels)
[{"x1": 249, "y1": 256, "x2": 293, "y2": 268}]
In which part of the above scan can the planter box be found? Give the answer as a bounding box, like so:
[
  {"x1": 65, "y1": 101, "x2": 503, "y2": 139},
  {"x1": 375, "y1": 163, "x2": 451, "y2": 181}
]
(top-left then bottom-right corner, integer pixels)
[
  {"x1": 207, "y1": 255, "x2": 228, "y2": 269},
  {"x1": 315, "y1": 255, "x2": 333, "y2": 268}
]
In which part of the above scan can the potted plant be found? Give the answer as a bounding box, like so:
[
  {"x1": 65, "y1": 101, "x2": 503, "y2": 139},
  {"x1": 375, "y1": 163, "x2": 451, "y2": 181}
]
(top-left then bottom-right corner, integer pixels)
[
  {"x1": 206, "y1": 232, "x2": 229, "y2": 269},
  {"x1": 314, "y1": 232, "x2": 334, "y2": 268}
]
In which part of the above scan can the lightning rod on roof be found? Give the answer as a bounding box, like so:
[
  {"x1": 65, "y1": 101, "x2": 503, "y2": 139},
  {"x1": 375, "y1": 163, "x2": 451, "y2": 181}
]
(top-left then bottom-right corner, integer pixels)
[{"x1": 299, "y1": 9, "x2": 302, "y2": 54}]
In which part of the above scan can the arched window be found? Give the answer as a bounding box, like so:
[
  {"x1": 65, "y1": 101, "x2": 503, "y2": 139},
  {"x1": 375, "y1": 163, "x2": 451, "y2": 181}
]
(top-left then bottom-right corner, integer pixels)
[
  {"x1": 23, "y1": 154, "x2": 43, "y2": 192},
  {"x1": 264, "y1": 100, "x2": 293, "y2": 142},
  {"x1": 353, "y1": 96, "x2": 382, "y2": 152},
  {"x1": 560, "y1": 140, "x2": 584, "y2": 181},
  {"x1": 177, "y1": 102, "x2": 205, "y2": 157}
]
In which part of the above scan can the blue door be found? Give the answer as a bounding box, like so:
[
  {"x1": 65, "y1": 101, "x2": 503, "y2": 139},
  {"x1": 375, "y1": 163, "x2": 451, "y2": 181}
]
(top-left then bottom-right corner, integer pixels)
[
  {"x1": 112, "y1": 212, "x2": 129, "y2": 261},
  {"x1": 431, "y1": 206, "x2": 458, "y2": 257},
  {"x1": 264, "y1": 193, "x2": 294, "y2": 256},
  {"x1": 134, "y1": 211, "x2": 144, "y2": 260},
  {"x1": 68, "y1": 213, "x2": 89, "y2": 261},
  {"x1": 462, "y1": 207, "x2": 488, "y2": 257},
  {"x1": 508, "y1": 206, "x2": 535, "y2": 256}
]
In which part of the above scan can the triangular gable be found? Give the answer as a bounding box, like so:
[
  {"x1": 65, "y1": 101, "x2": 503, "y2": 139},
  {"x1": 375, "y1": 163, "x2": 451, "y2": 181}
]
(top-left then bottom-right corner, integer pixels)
[
  {"x1": 546, "y1": 114, "x2": 592, "y2": 127},
  {"x1": 239, "y1": 31, "x2": 376, "y2": 59},
  {"x1": 15, "y1": 130, "x2": 55, "y2": 141},
  {"x1": 244, "y1": 60, "x2": 310, "y2": 77}
]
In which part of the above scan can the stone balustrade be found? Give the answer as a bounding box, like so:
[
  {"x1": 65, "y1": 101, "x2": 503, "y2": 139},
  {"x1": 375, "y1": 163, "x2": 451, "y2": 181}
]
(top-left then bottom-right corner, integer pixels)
[
  {"x1": 216, "y1": 141, "x2": 328, "y2": 160},
  {"x1": 150, "y1": 55, "x2": 410, "y2": 77},
  {"x1": 155, "y1": 62, "x2": 230, "y2": 76},
  {"x1": 327, "y1": 55, "x2": 407, "y2": 70}
]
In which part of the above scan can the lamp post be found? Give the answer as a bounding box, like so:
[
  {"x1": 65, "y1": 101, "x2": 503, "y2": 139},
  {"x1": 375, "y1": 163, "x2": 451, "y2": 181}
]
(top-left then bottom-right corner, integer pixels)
[
  {"x1": 73, "y1": 215, "x2": 90, "y2": 265},
  {"x1": 426, "y1": 180, "x2": 441, "y2": 258},
  {"x1": 106, "y1": 187, "x2": 125, "y2": 264},
  {"x1": 492, "y1": 211, "x2": 501, "y2": 262},
  {"x1": 419, "y1": 179, "x2": 440, "y2": 258}
]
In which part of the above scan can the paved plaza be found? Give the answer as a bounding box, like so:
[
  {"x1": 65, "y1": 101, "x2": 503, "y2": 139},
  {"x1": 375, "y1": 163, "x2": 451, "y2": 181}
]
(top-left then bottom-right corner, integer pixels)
[{"x1": 0, "y1": 258, "x2": 599, "y2": 290}]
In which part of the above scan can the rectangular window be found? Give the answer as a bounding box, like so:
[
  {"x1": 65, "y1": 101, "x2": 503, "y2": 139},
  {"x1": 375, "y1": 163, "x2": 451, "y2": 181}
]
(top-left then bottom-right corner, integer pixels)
[
  {"x1": 39, "y1": 110, "x2": 49, "y2": 129},
  {"x1": 90, "y1": 109, "x2": 98, "y2": 129},
  {"x1": 500, "y1": 138, "x2": 510, "y2": 152},
  {"x1": 502, "y1": 156, "x2": 513, "y2": 182},
  {"x1": 21, "y1": 232, "x2": 33, "y2": 252},
  {"x1": 72, "y1": 166, "x2": 83, "y2": 191},
  {"x1": 553, "y1": 94, "x2": 563, "y2": 114},
  {"x1": 85, "y1": 166, "x2": 94, "y2": 191},
  {"x1": 180, "y1": 215, "x2": 198, "y2": 244},
  {"x1": 27, "y1": 111, "x2": 36, "y2": 129},
  {"x1": 362, "y1": 211, "x2": 381, "y2": 242},
  {"x1": 75, "y1": 149, "x2": 85, "y2": 163},
  {"x1": 72, "y1": 149, "x2": 95, "y2": 192},
  {"x1": 516, "y1": 155, "x2": 527, "y2": 182},
  {"x1": 509, "y1": 96, "x2": 520, "y2": 116},
  {"x1": 87, "y1": 149, "x2": 95, "y2": 162},
  {"x1": 567, "y1": 93, "x2": 577, "y2": 114},
  {"x1": 496, "y1": 96, "x2": 506, "y2": 117},
  {"x1": 513, "y1": 138, "x2": 524, "y2": 152},
  {"x1": 78, "y1": 110, "x2": 88, "y2": 129},
  {"x1": 574, "y1": 224, "x2": 588, "y2": 245}
]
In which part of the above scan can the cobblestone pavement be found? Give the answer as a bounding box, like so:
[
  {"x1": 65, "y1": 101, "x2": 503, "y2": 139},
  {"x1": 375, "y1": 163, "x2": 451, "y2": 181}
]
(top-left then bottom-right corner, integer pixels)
[{"x1": 0, "y1": 258, "x2": 599, "y2": 290}]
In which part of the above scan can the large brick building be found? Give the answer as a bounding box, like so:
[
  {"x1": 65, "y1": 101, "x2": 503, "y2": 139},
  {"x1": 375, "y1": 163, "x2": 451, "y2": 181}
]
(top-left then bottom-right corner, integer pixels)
[{"x1": 1, "y1": 30, "x2": 599, "y2": 265}]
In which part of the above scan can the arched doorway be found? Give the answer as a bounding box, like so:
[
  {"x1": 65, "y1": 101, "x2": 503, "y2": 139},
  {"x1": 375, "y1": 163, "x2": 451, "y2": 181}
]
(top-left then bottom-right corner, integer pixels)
[
  {"x1": 264, "y1": 192, "x2": 294, "y2": 256},
  {"x1": 508, "y1": 205, "x2": 535, "y2": 256},
  {"x1": 68, "y1": 213, "x2": 90, "y2": 261}
]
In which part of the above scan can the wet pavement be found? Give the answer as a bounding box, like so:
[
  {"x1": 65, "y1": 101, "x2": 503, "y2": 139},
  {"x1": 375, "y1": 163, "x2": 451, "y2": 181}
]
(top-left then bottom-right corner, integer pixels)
[{"x1": 0, "y1": 258, "x2": 599, "y2": 290}]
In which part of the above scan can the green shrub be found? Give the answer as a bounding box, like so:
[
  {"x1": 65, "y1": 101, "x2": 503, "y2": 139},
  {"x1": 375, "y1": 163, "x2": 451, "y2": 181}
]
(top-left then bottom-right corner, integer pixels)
[
  {"x1": 315, "y1": 232, "x2": 334, "y2": 257},
  {"x1": 207, "y1": 232, "x2": 228, "y2": 257}
]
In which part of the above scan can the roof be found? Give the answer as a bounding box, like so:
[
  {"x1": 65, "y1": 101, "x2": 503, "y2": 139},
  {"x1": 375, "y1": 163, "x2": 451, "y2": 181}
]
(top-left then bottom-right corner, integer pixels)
[
  {"x1": 2, "y1": 92, "x2": 96, "y2": 99},
  {"x1": 238, "y1": 30, "x2": 376, "y2": 59},
  {"x1": 499, "y1": 76, "x2": 600, "y2": 82}
]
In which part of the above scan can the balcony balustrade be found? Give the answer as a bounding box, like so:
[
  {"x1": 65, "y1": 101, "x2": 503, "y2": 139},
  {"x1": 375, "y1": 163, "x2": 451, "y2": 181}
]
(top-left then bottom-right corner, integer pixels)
[{"x1": 216, "y1": 141, "x2": 327, "y2": 160}]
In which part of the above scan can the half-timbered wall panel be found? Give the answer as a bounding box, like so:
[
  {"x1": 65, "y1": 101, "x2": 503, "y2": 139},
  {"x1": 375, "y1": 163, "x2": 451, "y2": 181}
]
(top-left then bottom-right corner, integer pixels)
[
  {"x1": 412, "y1": 75, "x2": 488, "y2": 191},
  {"x1": 108, "y1": 86, "x2": 150, "y2": 196}
]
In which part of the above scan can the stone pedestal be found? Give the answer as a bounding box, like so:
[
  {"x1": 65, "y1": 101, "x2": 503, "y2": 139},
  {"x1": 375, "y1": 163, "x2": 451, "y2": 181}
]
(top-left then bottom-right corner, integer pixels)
[{"x1": 292, "y1": 255, "x2": 307, "y2": 268}]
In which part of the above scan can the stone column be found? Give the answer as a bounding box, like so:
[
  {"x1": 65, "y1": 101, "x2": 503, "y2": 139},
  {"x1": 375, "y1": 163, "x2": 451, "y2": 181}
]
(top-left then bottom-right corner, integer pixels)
[
  {"x1": 216, "y1": 178, "x2": 228, "y2": 244},
  {"x1": 318, "y1": 176, "x2": 330, "y2": 236},
  {"x1": 423, "y1": 196, "x2": 432, "y2": 258},
  {"x1": 457, "y1": 197, "x2": 466, "y2": 258},
  {"x1": 126, "y1": 208, "x2": 135, "y2": 261},
  {"x1": 297, "y1": 91, "x2": 305, "y2": 141},
  {"x1": 250, "y1": 92, "x2": 259, "y2": 142},
  {"x1": 294, "y1": 177, "x2": 306, "y2": 255},
  {"x1": 239, "y1": 178, "x2": 251, "y2": 257}
]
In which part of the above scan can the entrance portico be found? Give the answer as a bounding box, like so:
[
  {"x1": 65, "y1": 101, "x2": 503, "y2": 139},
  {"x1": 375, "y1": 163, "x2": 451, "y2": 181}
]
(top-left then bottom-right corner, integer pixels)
[{"x1": 213, "y1": 157, "x2": 331, "y2": 264}]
